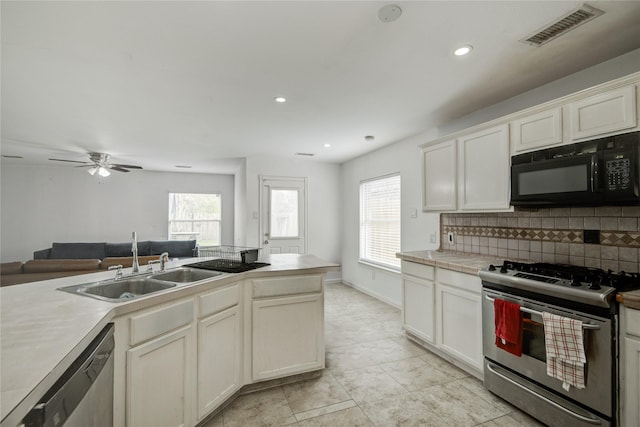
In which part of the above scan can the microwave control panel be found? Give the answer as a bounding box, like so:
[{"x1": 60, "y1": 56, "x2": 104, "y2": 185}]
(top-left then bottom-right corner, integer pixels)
[{"x1": 605, "y1": 151, "x2": 634, "y2": 194}]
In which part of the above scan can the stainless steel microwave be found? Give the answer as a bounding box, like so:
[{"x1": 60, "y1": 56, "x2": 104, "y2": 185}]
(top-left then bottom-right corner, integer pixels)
[{"x1": 510, "y1": 131, "x2": 640, "y2": 207}]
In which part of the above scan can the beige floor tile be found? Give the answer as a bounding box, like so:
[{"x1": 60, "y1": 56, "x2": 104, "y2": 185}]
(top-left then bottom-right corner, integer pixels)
[
  {"x1": 380, "y1": 356, "x2": 452, "y2": 391},
  {"x1": 325, "y1": 342, "x2": 379, "y2": 372},
  {"x1": 222, "y1": 387, "x2": 297, "y2": 427},
  {"x1": 198, "y1": 411, "x2": 223, "y2": 427},
  {"x1": 281, "y1": 371, "x2": 351, "y2": 413},
  {"x1": 332, "y1": 365, "x2": 409, "y2": 405},
  {"x1": 360, "y1": 394, "x2": 450, "y2": 427},
  {"x1": 479, "y1": 412, "x2": 546, "y2": 426},
  {"x1": 419, "y1": 350, "x2": 470, "y2": 380},
  {"x1": 452, "y1": 376, "x2": 513, "y2": 413},
  {"x1": 297, "y1": 406, "x2": 373, "y2": 427},
  {"x1": 294, "y1": 400, "x2": 358, "y2": 422}
]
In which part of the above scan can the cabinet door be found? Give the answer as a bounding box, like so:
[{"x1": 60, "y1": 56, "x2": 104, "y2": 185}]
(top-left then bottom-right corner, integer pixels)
[
  {"x1": 127, "y1": 325, "x2": 193, "y2": 427},
  {"x1": 511, "y1": 107, "x2": 563, "y2": 153},
  {"x1": 458, "y1": 124, "x2": 510, "y2": 210},
  {"x1": 252, "y1": 293, "x2": 324, "y2": 381},
  {"x1": 403, "y1": 276, "x2": 435, "y2": 344},
  {"x1": 570, "y1": 85, "x2": 637, "y2": 140},
  {"x1": 436, "y1": 283, "x2": 483, "y2": 371},
  {"x1": 198, "y1": 305, "x2": 241, "y2": 420},
  {"x1": 622, "y1": 336, "x2": 640, "y2": 427},
  {"x1": 422, "y1": 140, "x2": 457, "y2": 211}
]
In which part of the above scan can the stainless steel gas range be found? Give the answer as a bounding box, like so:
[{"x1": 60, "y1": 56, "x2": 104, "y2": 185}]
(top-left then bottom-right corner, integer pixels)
[{"x1": 479, "y1": 261, "x2": 639, "y2": 427}]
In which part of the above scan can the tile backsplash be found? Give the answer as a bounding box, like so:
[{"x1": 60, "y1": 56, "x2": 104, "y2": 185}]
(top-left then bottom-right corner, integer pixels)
[{"x1": 441, "y1": 206, "x2": 640, "y2": 273}]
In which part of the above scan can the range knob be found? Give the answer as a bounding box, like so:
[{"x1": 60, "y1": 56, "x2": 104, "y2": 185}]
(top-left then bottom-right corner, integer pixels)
[
  {"x1": 500, "y1": 264, "x2": 508, "y2": 274},
  {"x1": 570, "y1": 275, "x2": 582, "y2": 287},
  {"x1": 588, "y1": 279, "x2": 602, "y2": 290},
  {"x1": 488, "y1": 264, "x2": 496, "y2": 271}
]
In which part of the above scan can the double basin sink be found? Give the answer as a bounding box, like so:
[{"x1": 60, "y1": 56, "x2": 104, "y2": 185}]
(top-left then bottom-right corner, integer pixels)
[{"x1": 59, "y1": 267, "x2": 223, "y2": 302}]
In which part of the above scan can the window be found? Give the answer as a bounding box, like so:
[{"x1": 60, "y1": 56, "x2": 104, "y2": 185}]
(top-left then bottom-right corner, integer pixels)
[
  {"x1": 270, "y1": 188, "x2": 299, "y2": 238},
  {"x1": 359, "y1": 174, "x2": 401, "y2": 269},
  {"x1": 168, "y1": 193, "x2": 221, "y2": 246}
]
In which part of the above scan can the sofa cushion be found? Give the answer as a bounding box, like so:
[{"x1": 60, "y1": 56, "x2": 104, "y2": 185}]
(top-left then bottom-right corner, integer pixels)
[
  {"x1": 33, "y1": 248, "x2": 52, "y2": 259},
  {"x1": 150, "y1": 240, "x2": 196, "y2": 258},
  {"x1": 50, "y1": 242, "x2": 106, "y2": 260},
  {"x1": 101, "y1": 256, "x2": 159, "y2": 270},
  {"x1": 1, "y1": 262, "x2": 23, "y2": 275},
  {"x1": 23, "y1": 259, "x2": 101, "y2": 273}
]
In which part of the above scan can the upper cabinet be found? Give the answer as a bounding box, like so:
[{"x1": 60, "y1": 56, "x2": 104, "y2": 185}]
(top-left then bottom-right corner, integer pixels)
[
  {"x1": 511, "y1": 107, "x2": 563, "y2": 153},
  {"x1": 458, "y1": 124, "x2": 510, "y2": 211},
  {"x1": 570, "y1": 85, "x2": 637, "y2": 140},
  {"x1": 422, "y1": 140, "x2": 457, "y2": 211},
  {"x1": 421, "y1": 125, "x2": 510, "y2": 212}
]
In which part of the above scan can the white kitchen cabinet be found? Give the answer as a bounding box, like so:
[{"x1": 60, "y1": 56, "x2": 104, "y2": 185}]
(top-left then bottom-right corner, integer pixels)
[
  {"x1": 435, "y1": 268, "x2": 483, "y2": 372},
  {"x1": 197, "y1": 283, "x2": 241, "y2": 421},
  {"x1": 127, "y1": 324, "x2": 194, "y2": 427},
  {"x1": 620, "y1": 305, "x2": 640, "y2": 427},
  {"x1": 458, "y1": 124, "x2": 511, "y2": 211},
  {"x1": 401, "y1": 261, "x2": 435, "y2": 344},
  {"x1": 252, "y1": 278, "x2": 324, "y2": 381},
  {"x1": 570, "y1": 85, "x2": 637, "y2": 140},
  {"x1": 422, "y1": 139, "x2": 457, "y2": 211},
  {"x1": 511, "y1": 107, "x2": 563, "y2": 153}
]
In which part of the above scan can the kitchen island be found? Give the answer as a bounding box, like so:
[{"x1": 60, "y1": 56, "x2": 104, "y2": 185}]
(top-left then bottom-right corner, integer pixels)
[{"x1": 0, "y1": 254, "x2": 339, "y2": 427}]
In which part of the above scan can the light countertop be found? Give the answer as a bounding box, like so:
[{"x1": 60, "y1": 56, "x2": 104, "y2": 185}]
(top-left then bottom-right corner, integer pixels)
[
  {"x1": 396, "y1": 250, "x2": 502, "y2": 275},
  {"x1": 0, "y1": 254, "x2": 339, "y2": 426}
]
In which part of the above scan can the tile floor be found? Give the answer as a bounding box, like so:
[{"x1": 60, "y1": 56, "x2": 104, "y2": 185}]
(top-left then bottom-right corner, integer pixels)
[{"x1": 202, "y1": 282, "x2": 544, "y2": 426}]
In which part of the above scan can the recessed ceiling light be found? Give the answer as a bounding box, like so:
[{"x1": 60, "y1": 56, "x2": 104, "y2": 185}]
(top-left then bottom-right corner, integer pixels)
[
  {"x1": 324, "y1": 143, "x2": 331, "y2": 148},
  {"x1": 454, "y1": 45, "x2": 473, "y2": 56},
  {"x1": 364, "y1": 135, "x2": 375, "y2": 142},
  {"x1": 274, "y1": 96, "x2": 286, "y2": 103}
]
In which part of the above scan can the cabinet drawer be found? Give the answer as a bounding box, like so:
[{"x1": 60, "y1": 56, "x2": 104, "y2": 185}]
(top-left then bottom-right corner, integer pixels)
[
  {"x1": 436, "y1": 268, "x2": 481, "y2": 294},
  {"x1": 199, "y1": 284, "x2": 240, "y2": 318},
  {"x1": 252, "y1": 274, "x2": 322, "y2": 298},
  {"x1": 401, "y1": 261, "x2": 435, "y2": 280},
  {"x1": 130, "y1": 299, "x2": 194, "y2": 345},
  {"x1": 624, "y1": 306, "x2": 640, "y2": 337}
]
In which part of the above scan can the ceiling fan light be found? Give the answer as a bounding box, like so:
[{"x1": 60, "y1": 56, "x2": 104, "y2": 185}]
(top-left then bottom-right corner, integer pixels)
[
  {"x1": 88, "y1": 166, "x2": 98, "y2": 176},
  {"x1": 98, "y1": 167, "x2": 111, "y2": 177}
]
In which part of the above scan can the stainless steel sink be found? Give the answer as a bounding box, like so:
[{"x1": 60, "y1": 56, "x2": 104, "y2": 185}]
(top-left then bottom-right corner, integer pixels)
[
  {"x1": 151, "y1": 267, "x2": 222, "y2": 283},
  {"x1": 59, "y1": 278, "x2": 176, "y2": 302}
]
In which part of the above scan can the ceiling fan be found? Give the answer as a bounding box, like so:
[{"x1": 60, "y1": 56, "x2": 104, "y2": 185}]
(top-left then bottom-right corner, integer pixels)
[{"x1": 49, "y1": 152, "x2": 143, "y2": 177}]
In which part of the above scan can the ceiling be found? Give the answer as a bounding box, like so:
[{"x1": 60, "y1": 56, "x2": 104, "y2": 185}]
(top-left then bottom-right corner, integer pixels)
[{"x1": 2, "y1": 1, "x2": 640, "y2": 174}]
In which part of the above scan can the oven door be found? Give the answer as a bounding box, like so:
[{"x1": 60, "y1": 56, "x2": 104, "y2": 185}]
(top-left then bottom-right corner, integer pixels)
[
  {"x1": 482, "y1": 288, "x2": 613, "y2": 418},
  {"x1": 510, "y1": 153, "x2": 601, "y2": 206}
]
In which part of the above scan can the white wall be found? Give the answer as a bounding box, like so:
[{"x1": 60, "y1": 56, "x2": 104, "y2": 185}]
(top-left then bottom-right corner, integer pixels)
[
  {"x1": 341, "y1": 133, "x2": 440, "y2": 307},
  {"x1": 244, "y1": 156, "x2": 342, "y2": 267},
  {"x1": 340, "y1": 48, "x2": 640, "y2": 308},
  {"x1": 0, "y1": 164, "x2": 235, "y2": 262}
]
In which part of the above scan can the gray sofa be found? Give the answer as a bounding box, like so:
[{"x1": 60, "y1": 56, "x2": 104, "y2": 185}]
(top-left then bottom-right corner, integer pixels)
[{"x1": 33, "y1": 240, "x2": 197, "y2": 260}]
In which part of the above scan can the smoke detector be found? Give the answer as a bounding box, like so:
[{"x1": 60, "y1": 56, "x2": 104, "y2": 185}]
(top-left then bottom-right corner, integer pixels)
[
  {"x1": 378, "y1": 5, "x2": 402, "y2": 23},
  {"x1": 520, "y1": 4, "x2": 604, "y2": 47}
]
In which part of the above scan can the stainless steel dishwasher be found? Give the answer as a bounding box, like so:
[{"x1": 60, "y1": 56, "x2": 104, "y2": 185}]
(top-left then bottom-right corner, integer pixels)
[{"x1": 23, "y1": 323, "x2": 115, "y2": 427}]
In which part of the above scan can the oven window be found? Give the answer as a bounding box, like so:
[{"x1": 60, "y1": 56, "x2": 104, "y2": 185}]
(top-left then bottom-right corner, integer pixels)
[
  {"x1": 519, "y1": 164, "x2": 588, "y2": 195},
  {"x1": 522, "y1": 314, "x2": 546, "y2": 362}
]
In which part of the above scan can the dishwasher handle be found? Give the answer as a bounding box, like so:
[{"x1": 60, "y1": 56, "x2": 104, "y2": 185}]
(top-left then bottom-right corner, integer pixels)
[{"x1": 23, "y1": 323, "x2": 115, "y2": 427}]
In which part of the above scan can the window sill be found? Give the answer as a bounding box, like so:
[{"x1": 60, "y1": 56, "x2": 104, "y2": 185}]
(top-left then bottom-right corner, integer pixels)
[{"x1": 358, "y1": 260, "x2": 401, "y2": 275}]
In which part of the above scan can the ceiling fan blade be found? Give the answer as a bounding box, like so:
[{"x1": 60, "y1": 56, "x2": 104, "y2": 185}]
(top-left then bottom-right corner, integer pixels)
[
  {"x1": 109, "y1": 166, "x2": 131, "y2": 173},
  {"x1": 111, "y1": 164, "x2": 143, "y2": 169},
  {"x1": 49, "y1": 158, "x2": 89, "y2": 164}
]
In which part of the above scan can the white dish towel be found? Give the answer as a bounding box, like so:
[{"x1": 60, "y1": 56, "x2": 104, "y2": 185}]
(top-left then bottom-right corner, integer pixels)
[{"x1": 542, "y1": 312, "x2": 586, "y2": 391}]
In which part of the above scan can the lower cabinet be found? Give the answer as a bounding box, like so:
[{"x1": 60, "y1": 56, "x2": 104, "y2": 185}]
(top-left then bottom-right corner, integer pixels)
[
  {"x1": 252, "y1": 293, "x2": 324, "y2": 381},
  {"x1": 197, "y1": 305, "x2": 241, "y2": 420},
  {"x1": 621, "y1": 305, "x2": 640, "y2": 427},
  {"x1": 127, "y1": 325, "x2": 194, "y2": 427},
  {"x1": 435, "y1": 281, "x2": 483, "y2": 371},
  {"x1": 401, "y1": 260, "x2": 483, "y2": 375}
]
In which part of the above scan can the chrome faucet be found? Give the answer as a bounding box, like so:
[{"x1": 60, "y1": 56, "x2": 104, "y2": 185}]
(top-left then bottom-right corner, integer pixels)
[
  {"x1": 159, "y1": 252, "x2": 169, "y2": 272},
  {"x1": 131, "y1": 232, "x2": 139, "y2": 273}
]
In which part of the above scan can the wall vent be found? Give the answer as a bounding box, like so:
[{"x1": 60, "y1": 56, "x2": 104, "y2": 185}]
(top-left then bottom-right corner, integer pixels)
[
  {"x1": 295, "y1": 152, "x2": 315, "y2": 157},
  {"x1": 520, "y1": 4, "x2": 604, "y2": 47}
]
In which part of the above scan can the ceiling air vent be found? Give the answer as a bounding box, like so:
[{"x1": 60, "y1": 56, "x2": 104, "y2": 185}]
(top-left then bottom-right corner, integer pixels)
[
  {"x1": 520, "y1": 4, "x2": 604, "y2": 47},
  {"x1": 295, "y1": 152, "x2": 315, "y2": 157}
]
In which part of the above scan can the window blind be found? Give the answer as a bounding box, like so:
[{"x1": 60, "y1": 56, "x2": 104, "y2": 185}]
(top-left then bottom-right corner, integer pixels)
[{"x1": 359, "y1": 174, "x2": 401, "y2": 269}]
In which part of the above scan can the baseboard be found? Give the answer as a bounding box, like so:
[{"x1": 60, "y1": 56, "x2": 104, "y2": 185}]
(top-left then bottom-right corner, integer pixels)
[{"x1": 340, "y1": 279, "x2": 400, "y2": 309}]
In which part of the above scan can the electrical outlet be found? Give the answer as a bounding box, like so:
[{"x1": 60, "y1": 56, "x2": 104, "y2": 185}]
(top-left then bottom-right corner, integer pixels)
[
  {"x1": 447, "y1": 232, "x2": 455, "y2": 244},
  {"x1": 371, "y1": 271, "x2": 376, "y2": 280}
]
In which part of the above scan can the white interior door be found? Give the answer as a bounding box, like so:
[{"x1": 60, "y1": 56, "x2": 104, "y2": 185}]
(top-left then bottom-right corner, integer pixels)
[{"x1": 260, "y1": 176, "x2": 307, "y2": 254}]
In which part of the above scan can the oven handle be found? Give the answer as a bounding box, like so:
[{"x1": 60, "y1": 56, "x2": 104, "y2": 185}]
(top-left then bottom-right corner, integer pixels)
[
  {"x1": 486, "y1": 362, "x2": 602, "y2": 425},
  {"x1": 484, "y1": 295, "x2": 600, "y2": 330}
]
